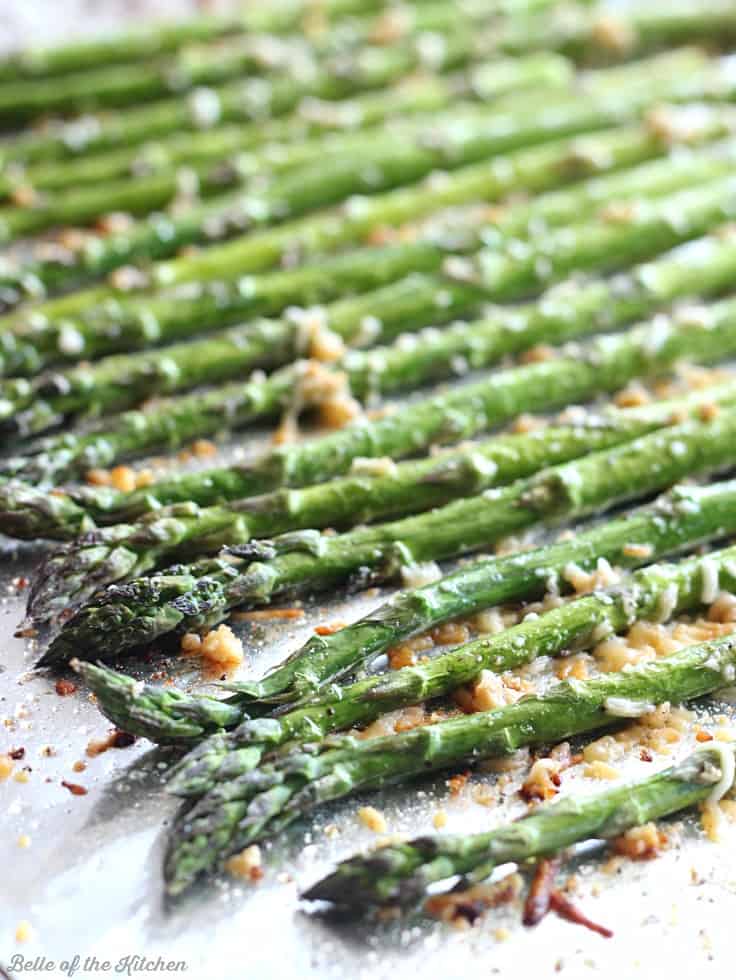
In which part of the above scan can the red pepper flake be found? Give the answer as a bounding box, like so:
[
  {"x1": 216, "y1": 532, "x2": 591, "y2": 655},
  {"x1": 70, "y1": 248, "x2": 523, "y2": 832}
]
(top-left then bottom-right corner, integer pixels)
[
  {"x1": 55, "y1": 678, "x2": 77, "y2": 696},
  {"x1": 61, "y1": 780, "x2": 87, "y2": 797},
  {"x1": 696, "y1": 730, "x2": 714, "y2": 743},
  {"x1": 640, "y1": 748, "x2": 654, "y2": 762},
  {"x1": 523, "y1": 858, "x2": 560, "y2": 926},
  {"x1": 549, "y1": 890, "x2": 613, "y2": 938},
  {"x1": 9, "y1": 747, "x2": 25, "y2": 761}
]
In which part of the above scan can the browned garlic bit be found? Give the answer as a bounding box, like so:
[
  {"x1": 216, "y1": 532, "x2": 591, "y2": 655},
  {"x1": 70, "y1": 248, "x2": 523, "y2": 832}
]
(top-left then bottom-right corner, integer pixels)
[
  {"x1": 225, "y1": 844, "x2": 263, "y2": 882},
  {"x1": 424, "y1": 874, "x2": 522, "y2": 929},
  {"x1": 612, "y1": 823, "x2": 668, "y2": 860},
  {"x1": 180, "y1": 624, "x2": 243, "y2": 672},
  {"x1": 358, "y1": 806, "x2": 387, "y2": 834}
]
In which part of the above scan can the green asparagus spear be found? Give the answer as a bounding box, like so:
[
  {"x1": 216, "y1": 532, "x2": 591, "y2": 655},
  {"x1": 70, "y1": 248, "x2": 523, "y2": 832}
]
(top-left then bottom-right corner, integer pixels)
[
  {"x1": 40, "y1": 405, "x2": 736, "y2": 667},
  {"x1": 6, "y1": 170, "x2": 736, "y2": 438},
  {"x1": 0, "y1": 0, "x2": 397, "y2": 83},
  {"x1": 168, "y1": 543, "x2": 736, "y2": 795},
  {"x1": 0, "y1": 10, "x2": 501, "y2": 126},
  {"x1": 77, "y1": 479, "x2": 736, "y2": 744},
  {"x1": 163, "y1": 632, "x2": 736, "y2": 894},
  {"x1": 0, "y1": 0, "x2": 576, "y2": 125},
  {"x1": 303, "y1": 743, "x2": 736, "y2": 908},
  {"x1": 7, "y1": 288, "x2": 736, "y2": 541},
  {"x1": 8, "y1": 228, "x2": 736, "y2": 485},
  {"x1": 0, "y1": 53, "x2": 574, "y2": 203},
  {"x1": 6, "y1": 112, "x2": 733, "y2": 376},
  {"x1": 0, "y1": 47, "x2": 711, "y2": 243},
  {"x1": 26, "y1": 381, "x2": 736, "y2": 627},
  {"x1": 2, "y1": 92, "x2": 689, "y2": 311},
  {"x1": 2, "y1": 0, "x2": 730, "y2": 163}
]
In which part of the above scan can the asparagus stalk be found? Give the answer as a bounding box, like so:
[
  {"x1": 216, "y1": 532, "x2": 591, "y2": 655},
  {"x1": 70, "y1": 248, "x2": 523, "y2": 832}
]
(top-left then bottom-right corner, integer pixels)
[
  {"x1": 40, "y1": 405, "x2": 736, "y2": 667},
  {"x1": 26, "y1": 381, "x2": 736, "y2": 626},
  {"x1": 2, "y1": 0, "x2": 728, "y2": 162},
  {"x1": 2, "y1": 91, "x2": 688, "y2": 310},
  {"x1": 78, "y1": 479, "x2": 736, "y2": 744},
  {"x1": 6, "y1": 170, "x2": 736, "y2": 439},
  {"x1": 8, "y1": 228, "x2": 736, "y2": 485},
  {"x1": 0, "y1": 0, "x2": 397, "y2": 83},
  {"x1": 0, "y1": 9, "x2": 504, "y2": 126},
  {"x1": 0, "y1": 47, "x2": 710, "y2": 243},
  {"x1": 0, "y1": 0, "x2": 576, "y2": 125},
  {"x1": 163, "y1": 633, "x2": 736, "y2": 894},
  {"x1": 5, "y1": 113, "x2": 733, "y2": 376},
  {"x1": 7, "y1": 289, "x2": 736, "y2": 541},
  {"x1": 167, "y1": 543, "x2": 736, "y2": 795},
  {"x1": 303, "y1": 743, "x2": 736, "y2": 908}
]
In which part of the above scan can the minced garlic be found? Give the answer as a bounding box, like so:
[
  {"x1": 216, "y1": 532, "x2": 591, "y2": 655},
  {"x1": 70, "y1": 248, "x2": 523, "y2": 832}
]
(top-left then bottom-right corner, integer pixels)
[
  {"x1": 199, "y1": 625, "x2": 244, "y2": 672},
  {"x1": 454, "y1": 670, "x2": 522, "y2": 713},
  {"x1": 358, "y1": 806, "x2": 387, "y2": 833},
  {"x1": 225, "y1": 844, "x2": 263, "y2": 882},
  {"x1": 583, "y1": 760, "x2": 620, "y2": 781},
  {"x1": 613, "y1": 823, "x2": 667, "y2": 859}
]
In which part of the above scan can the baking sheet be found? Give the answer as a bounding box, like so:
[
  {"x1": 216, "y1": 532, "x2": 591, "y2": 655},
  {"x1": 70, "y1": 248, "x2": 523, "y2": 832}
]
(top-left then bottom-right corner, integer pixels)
[{"x1": 2, "y1": 3, "x2": 736, "y2": 978}]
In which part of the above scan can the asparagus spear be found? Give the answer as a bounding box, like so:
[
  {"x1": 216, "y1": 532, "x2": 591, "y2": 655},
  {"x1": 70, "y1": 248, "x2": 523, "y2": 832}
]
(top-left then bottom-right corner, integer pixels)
[
  {"x1": 168, "y1": 542, "x2": 736, "y2": 795},
  {"x1": 6, "y1": 112, "x2": 733, "y2": 375},
  {"x1": 0, "y1": 47, "x2": 709, "y2": 243},
  {"x1": 26, "y1": 381, "x2": 736, "y2": 626},
  {"x1": 0, "y1": 0, "x2": 575, "y2": 125},
  {"x1": 78, "y1": 506, "x2": 734, "y2": 744},
  {"x1": 0, "y1": 10, "x2": 501, "y2": 127},
  {"x1": 0, "y1": 0, "x2": 396, "y2": 83},
  {"x1": 0, "y1": 3, "x2": 568, "y2": 128},
  {"x1": 40, "y1": 405, "x2": 736, "y2": 667},
  {"x1": 8, "y1": 228, "x2": 736, "y2": 485},
  {"x1": 6, "y1": 170, "x2": 736, "y2": 439},
  {"x1": 2, "y1": 89, "x2": 686, "y2": 310},
  {"x1": 163, "y1": 633, "x2": 736, "y2": 894},
  {"x1": 7, "y1": 289, "x2": 736, "y2": 541},
  {"x1": 303, "y1": 743, "x2": 736, "y2": 908},
  {"x1": 0, "y1": 53, "x2": 575, "y2": 204},
  {"x1": 2, "y1": 0, "x2": 728, "y2": 163}
]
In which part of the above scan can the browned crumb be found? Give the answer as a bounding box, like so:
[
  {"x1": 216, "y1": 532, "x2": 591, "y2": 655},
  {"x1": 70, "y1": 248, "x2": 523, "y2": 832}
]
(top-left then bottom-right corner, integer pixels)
[
  {"x1": 11, "y1": 184, "x2": 39, "y2": 206},
  {"x1": 200, "y1": 625, "x2": 244, "y2": 673},
  {"x1": 590, "y1": 14, "x2": 636, "y2": 54},
  {"x1": 191, "y1": 438, "x2": 217, "y2": 458},
  {"x1": 96, "y1": 211, "x2": 134, "y2": 235},
  {"x1": 612, "y1": 823, "x2": 667, "y2": 860},
  {"x1": 314, "y1": 622, "x2": 348, "y2": 636},
  {"x1": 614, "y1": 383, "x2": 650, "y2": 408},
  {"x1": 520, "y1": 759, "x2": 562, "y2": 802},
  {"x1": 447, "y1": 771, "x2": 471, "y2": 797},
  {"x1": 86, "y1": 730, "x2": 136, "y2": 757},
  {"x1": 387, "y1": 644, "x2": 417, "y2": 669},
  {"x1": 431, "y1": 621, "x2": 471, "y2": 646},
  {"x1": 54, "y1": 678, "x2": 77, "y2": 696},
  {"x1": 425, "y1": 873, "x2": 522, "y2": 928},
  {"x1": 519, "y1": 344, "x2": 555, "y2": 365},
  {"x1": 61, "y1": 780, "x2": 88, "y2": 796},
  {"x1": 622, "y1": 543, "x2": 654, "y2": 559},
  {"x1": 72, "y1": 761, "x2": 87, "y2": 773},
  {"x1": 225, "y1": 844, "x2": 264, "y2": 883},
  {"x1": 358, "y1": 806, "x2": 387, "y2": 833},
  {"x1": 708, "y1": 592, "x2": 736, "y2": 623}
]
